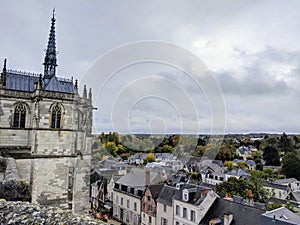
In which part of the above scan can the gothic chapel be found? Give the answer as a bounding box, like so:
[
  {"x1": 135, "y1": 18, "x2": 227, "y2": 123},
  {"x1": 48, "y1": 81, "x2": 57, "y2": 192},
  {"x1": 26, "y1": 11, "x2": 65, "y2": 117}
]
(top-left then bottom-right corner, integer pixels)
[{"x1": 0, "y1": 11, "x2": 93, "y2": 213}]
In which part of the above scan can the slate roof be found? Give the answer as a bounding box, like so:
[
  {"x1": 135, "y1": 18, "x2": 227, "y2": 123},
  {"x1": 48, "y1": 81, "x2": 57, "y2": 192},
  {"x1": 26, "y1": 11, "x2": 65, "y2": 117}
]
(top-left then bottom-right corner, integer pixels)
[
  {"x1": 116, "y1": 168, "x2": 164, "y2": 187},
  {"x1": 156, "y1": 185, "x2": 182, "y2": 206},
  {"x1": 185, "y1": 156, "x2": 202, "y2": 166},
  {"x1": 265, "y1": 181, "x2": 288, "y2": 190},
  {"x1": 260, "y1": 207, "x2": 300, "y2": 225},
  {"x1": 232, "y1": 195, "x2": 266, "y2": 210},
  {"x1": 5, "y1": 70, "x2": 74, "y2": 93},
  {"x1": 167, "y1": 172, "x2": 189, "y2": 185},
  {"x1": 199, "y1": 198, "x2": 265, "y2": 225},
  {"x1": 98, "y1": 159, "x2": 127, "y2": 170},
  {"x1": 146, "y1": 165, "x2": 175, "y2": 177},
  {"x1": 148, "y1": 184, "x2": 164, "y2": 201},
  {"x1": 290, "y1": 191, "x2": 300, "y2": 202},
  {"x1": 259, "y1": 216, "x2": 297, "y2": 225},
  {"x1": 226, "y1": 168, "x2": 250, "y2": 177},
  {"x1": 43, "y1": 76, "x2": 74, "y2": 93},
  {"x1": 247, "y1": 160, "x2": 256, "y2": 166},
  {"x1": 181, "y1": 186, "x2": 214, "y2": 205},
  {"x1": 6, "y1": 71, "x2": 39, "y2": 92},
  {"x1": 275, "y1": 178, "x2": 299, "y2": 185},
  {"x1": 98, "y1": 170, "x2": 115, "y2": 181}
]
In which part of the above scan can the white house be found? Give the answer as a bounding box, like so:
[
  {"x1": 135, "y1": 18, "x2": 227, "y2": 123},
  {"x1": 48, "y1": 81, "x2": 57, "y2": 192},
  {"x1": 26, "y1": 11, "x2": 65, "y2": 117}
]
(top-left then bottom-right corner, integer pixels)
[
  {"x1": 156, "y1": 185, "x2": 182, "y2": 225},
  {"x1": 173, "y1": 185, "x2": 218, "y2": 225},
  {"x1": 274, "y1": 178, "x2": 300, "y2": 191}
]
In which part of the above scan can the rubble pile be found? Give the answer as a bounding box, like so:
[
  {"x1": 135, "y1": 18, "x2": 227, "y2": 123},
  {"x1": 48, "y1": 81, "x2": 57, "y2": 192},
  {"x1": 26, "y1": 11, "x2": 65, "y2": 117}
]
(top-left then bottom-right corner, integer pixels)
[{"x1": 0, "y1": 201, "x2": 104, "y2": 224}]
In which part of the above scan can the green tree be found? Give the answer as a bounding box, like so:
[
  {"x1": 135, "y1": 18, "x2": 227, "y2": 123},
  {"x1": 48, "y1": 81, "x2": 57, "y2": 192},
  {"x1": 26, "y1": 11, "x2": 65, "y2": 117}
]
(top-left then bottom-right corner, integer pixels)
[
  {"x1": 144, "y1": 153, "x2": 156, "y2": 164},
  {"x1": 103, "y1": 141, "x2": 118, "y2": 157},
  {"x1": 100, "y1": 132, "x2": 105, "y2": 144},
  {"x1": 236, "y1": 161, "x2": 247, "y2": 169},
  {"x1": 260, "y1": 137, "x2": 278, "y2": 150},
  {"x1": 216, "y1": 176, "x2": 269, "y2": 203},
  {"x1": 278, "y1": 132, "x2": 294, "y2": 153},
  {"x1": 255, "y1": 163, "x2": 263, "y2": 171},
  {"x1": 281, "y1": 152, "x2": 300, "y2": 180},
  {"x1": 193, "y1": 145, "x2": 207, "y2": 157},
  {"x1": 224, "y1": 161, "x2": 233, "y2": 170},
  {"x1": 216, "y1": 145, "x2": 235, "y2": 162},
  {"x1": 263, "y1": 168, "x2": 274, "y2": 179},
  {"x1": 263, "y1": 146, "x2": 280, "y2": 166},
  {"x1": 156, "y1": 145, "x2": 174, "y2": 153},
  {"x1": 249, "y1": 170, "x2": 270, "y2": 202},
  {"x1": 170, "y1": 135, "x2": 180, "y2": 147}
]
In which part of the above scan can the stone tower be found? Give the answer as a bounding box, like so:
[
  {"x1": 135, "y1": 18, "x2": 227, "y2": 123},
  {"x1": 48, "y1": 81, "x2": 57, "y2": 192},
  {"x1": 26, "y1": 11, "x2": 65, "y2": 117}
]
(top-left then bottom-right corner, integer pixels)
[{"x1": 0, "y1": 11, "x2": 94, "y2": 213}]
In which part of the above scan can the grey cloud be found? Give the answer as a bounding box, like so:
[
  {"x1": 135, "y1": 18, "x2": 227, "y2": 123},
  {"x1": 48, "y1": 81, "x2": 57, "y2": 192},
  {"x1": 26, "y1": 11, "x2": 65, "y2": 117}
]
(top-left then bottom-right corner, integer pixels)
[
  {"x1": 217, "y1": 71, "x2": 289, "y2": 96},
  {"x1": 1, "y1": 1, "x2": 300, "y2": 133}
]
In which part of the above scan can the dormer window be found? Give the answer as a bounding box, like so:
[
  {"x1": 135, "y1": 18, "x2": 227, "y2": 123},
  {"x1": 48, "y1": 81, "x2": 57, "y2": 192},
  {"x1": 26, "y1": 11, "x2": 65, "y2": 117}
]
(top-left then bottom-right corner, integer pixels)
[{"x1": 183, "y1": 189, "x2": 189, "y2": 202}]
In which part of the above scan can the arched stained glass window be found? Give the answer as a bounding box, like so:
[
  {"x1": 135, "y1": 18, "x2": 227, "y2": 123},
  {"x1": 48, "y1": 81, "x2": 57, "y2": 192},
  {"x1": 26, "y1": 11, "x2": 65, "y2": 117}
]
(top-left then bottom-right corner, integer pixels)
[
  {"x1": 51, "y1": 104, "x2": 61, "y2": 128},
  {"x1": 13, "y1": 103, "x2": 26, "y2": 128}
]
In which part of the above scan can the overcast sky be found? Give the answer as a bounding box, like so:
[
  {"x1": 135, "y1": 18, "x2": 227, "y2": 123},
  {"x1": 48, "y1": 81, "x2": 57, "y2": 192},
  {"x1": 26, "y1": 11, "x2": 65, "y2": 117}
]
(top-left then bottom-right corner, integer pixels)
[{"x1": 0, "y1": 0, "x2": 299, "y2": 134}]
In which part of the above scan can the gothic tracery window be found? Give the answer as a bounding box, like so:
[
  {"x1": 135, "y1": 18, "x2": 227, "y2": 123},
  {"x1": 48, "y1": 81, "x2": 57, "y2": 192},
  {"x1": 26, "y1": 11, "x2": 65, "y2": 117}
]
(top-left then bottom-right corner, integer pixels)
[
  {"x1": 13, "y1": 103, "x2": 26, "y2": 128},
  {"x1": 51, "y1": 104, "x2": 62, "y2": 128}
]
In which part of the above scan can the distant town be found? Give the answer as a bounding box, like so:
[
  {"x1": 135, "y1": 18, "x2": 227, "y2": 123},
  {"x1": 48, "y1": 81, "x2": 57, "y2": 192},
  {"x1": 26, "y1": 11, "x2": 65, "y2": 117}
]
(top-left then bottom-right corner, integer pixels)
[{"x1": 90, "y1": 132, "x2": 300, "y2": 225}]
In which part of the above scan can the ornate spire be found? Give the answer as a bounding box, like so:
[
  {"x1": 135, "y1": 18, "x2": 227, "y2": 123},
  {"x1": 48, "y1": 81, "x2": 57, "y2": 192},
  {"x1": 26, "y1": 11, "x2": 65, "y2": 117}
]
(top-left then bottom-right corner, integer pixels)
[
  {"x1": 83, "y1": 85, "x2": 87, "y2": 98},
  {"x1": 43, "y1": 8, "x2": 57, "y2": 80},
  {"x1": 1, "y1": 58, "x2": 7, "y2": 87},
  {"x1": 88, "y1": 88, "x2": 92, "y2": 100},
  {"x1": 74, "y1": 79, "x2": 78, "y2": 94}
]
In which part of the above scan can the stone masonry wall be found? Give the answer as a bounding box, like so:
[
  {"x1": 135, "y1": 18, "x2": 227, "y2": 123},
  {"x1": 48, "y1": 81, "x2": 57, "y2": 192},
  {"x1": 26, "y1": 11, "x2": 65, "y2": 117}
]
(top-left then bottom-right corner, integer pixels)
[
  {"x1": 15, "y1": 159, "x2": 32, "y2": 183},
  {"x1": 0, "y1": 89, "x2": 93, "y2": 213},
  {"x1": 73, "y1": 154, "x2": 91, "y2": 213},
  {"x1": 31, "y1": 157, "x2": 73, "y2": 209}
]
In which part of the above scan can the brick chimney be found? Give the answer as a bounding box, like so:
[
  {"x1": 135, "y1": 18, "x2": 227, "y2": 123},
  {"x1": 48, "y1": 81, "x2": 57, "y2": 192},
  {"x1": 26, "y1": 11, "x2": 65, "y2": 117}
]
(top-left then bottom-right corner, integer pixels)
[
  {"x1": 126, "y1": 165, "x2": 131, "y2": 174},
  {"x1": 145, "y1": 170, "x2": 150, "y2": 186}
]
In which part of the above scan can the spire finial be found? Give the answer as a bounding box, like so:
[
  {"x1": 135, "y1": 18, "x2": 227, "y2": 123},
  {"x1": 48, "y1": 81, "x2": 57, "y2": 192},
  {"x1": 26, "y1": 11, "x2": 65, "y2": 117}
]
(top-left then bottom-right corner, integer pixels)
[
  {"x1": 43, "y1": 10, "x2": 57, "y2": 79},
  {"x1": 83, "y1": 85, "x2": 87, "y2": 98},
  {"x1": 88, "y1": 88, "x2": 92, "y2": 100},
  {"x1": 3, "y1": 58, "x2": 7, "y2": 72},
  {"x1": 1, "y1": 58, "x2": 7, "y2": 87},
  {"x1": 53, "y1": 7, "x2": 55, "y2": 18},
  {"x1": 74, "y1": 79, "x2": 78, "y2": 94}
]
